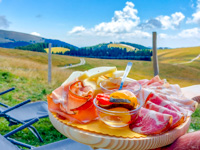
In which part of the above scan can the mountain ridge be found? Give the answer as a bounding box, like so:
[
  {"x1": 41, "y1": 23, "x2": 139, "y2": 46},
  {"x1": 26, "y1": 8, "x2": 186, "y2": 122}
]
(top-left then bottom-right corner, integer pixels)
[{"x1": 0, "y1": 29, "x2": 78, "y2": 49}]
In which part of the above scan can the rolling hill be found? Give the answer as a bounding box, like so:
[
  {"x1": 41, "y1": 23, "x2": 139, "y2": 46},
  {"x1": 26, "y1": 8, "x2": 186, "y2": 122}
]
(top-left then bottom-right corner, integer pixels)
[
  {"x1": 84, "y1": 42, "x2": 149, "y2": 50},
  {"x1": 108, "y1": 43, "x2": 138, "y2": 51},
  {"x1": 0, "y1": 29, "x2": 78, "y2": 49}
]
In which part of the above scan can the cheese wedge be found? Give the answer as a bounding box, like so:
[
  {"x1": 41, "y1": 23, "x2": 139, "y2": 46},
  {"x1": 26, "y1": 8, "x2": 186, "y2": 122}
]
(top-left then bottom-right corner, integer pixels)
[
  {"x1": 106, "y1": 70, "x2": 125, "y2": 78},
  {"x1": 78, "y1": 72, "x2": 89, "y2": 81},
  {"x1": 83, "y1": 78, "x2": 102, "y2": 96},
  {"x1": 86, "y1": 67, "x2": 117, "y2": 79},
  {"x1": 96, "y1": 76, "x2": 107, "y2": 86},
  {"x1": 61, "y1": 71, "x2": 89, "y2": 86}
]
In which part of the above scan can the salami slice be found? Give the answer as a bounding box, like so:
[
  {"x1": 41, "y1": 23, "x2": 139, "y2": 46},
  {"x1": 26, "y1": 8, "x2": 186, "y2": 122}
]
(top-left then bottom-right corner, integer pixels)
[
  {"x1": 130, "y1": 107, "x2": 172, "y2": 135},
  {"x1": 145, "y1": 101, "x2": 184, "y2": 128}
]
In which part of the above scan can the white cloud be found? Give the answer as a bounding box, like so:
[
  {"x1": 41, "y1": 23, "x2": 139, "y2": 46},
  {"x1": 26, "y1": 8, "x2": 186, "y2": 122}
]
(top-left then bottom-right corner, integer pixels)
[
  {"x1": 93, "y1": 1, "x2": 139, "y2": 35},
  {"x1": 138, "y1": 12, "x2": 185, "y2": 30},
  {"x1": 178, "y1": 27, "x2": 200, "y2": 38},
  {"x1": 138, "y1": 18, "x2": 162, "y2": 29},
  {"x1": 156, "y1": 12, "x2": 185, "y2": 30},
  {"x1": 31, "y1": 32, "x2": 41, "y2": 36},
  {"x1": 67, "y1": 1, "x2": 200, "y2": 48},
  {"x1": 69, "y1": 26, "x2": 86, "y2": 34},
  {"x1": 187, "y1": 0, "x2": 200, "y2": 25},
  {"x1": 159, "y1": 33, "x2": 168, "y2": 39},
  {"x1": 158, "y1": 33, "x2": 177, "y2": 39},
  {"x1": 198, "y1": 0, "x2": 200, "y2": 10},
  {"x1": 0, "y1": 15, "x2": 10, "y2": 28},
  {"x1": 126, "y1": 30, "x2": 151, "y2": 38},
  {"x1": 187, "y1": 11, "x2": 200, "y2": 25}
]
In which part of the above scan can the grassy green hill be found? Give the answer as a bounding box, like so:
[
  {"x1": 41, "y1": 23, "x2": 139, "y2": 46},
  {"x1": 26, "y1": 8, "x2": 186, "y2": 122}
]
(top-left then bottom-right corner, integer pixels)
[
  {"x1": 84, "y1": 43, "x2": 109, "y2": 49},
  {"x1": 84, "y1": 42, "x2": 149, "y2": 50},
  {"x1": 108, "y1": 43, "x2": 137, "y2": 51},
  {"x1": 0, "y1": 47, "x2": 199, "y2": 147},
  {"x1": 158, "y1": 46, "x2": 200, "y2": 67}
]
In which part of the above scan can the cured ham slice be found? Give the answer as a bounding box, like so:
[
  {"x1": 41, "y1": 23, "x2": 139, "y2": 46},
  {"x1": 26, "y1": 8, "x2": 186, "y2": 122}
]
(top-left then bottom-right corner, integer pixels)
[
  {"x1": 138, "y1": 76, "x2": 166, "y2": 88},
  {"x1": 158, "y1": 94, "x2": 197, "y2": 114},
  {"x1": 138, "y1": 76, "x2": 197, "y2": 114},
  {"x1": 146, "y1": 93, "x2": 188, "y2": 119},
  {"x1": 48, "y1": 79, "x2": 98, "y2": 123},
  {"x1": 48, "y1": 94, "x2": 98, "y2": 124},
  {"x1": 52, "y1": 80, "x2": 76, "y2": 114},
  {"x1": 145, "y1": 101, "x2": 184, "y2": 128},
  {"x1": 130, "y1": 107, "x2": 172, "y2": 135}
]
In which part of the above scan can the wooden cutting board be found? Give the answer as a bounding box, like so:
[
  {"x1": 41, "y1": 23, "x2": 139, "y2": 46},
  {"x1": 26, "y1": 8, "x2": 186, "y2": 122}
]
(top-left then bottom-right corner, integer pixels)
[{"x1": 49, "y1": 112, "x2": 191, "y2": 150}]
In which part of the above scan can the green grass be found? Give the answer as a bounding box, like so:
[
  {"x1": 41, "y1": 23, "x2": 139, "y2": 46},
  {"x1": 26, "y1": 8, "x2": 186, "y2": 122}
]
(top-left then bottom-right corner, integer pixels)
[
  {"x1": 0, "y1": 46, "x2": 199, "y2": 148},
  {"x1": 158, "y1": 46, "x2": 200, "y2": 64},
  {"x1": 0, "y1": 70, "x2": 66, "y2": 147},
  {"x1": 0, "y1": 48, "x2": 79, "y2": 67}
]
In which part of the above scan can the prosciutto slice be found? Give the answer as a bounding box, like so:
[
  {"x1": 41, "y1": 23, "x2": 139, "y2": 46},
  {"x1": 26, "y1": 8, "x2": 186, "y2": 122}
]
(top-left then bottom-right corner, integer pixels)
[
  {"x1": 48, "y1": 94, "x2": 98, "y2": 124},
  {"x1": 138, "y1": 76, "x2": 197, "y2": 114},
  {"x1": 158, "y1": 94, "x2": 197, "y2": 113},
  {"x1": 138, "y1": 75, "x2": 166, "y2": 88},
  {"x1": 145, "y1": 101, "x2": 184, "y2": 129},
  {"x1": 48, "y1": 79, "x2": 98, "y2": 124},
  {"x1": 146, "y1": 93, "x2": 188, "y2": 119},
  {"x1": 130, "y1": 107, "x2": 172, "y2": 135}
]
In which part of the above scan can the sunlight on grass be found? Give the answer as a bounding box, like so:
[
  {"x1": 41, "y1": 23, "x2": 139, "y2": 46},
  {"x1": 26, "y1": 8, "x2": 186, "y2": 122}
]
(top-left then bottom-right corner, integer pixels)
[
  {"x1": 44, "y1": 47, "x2": 70, "y2": 53},
  {"x1": 108, "y1": 43, "x2": 137, "y2": 51}
]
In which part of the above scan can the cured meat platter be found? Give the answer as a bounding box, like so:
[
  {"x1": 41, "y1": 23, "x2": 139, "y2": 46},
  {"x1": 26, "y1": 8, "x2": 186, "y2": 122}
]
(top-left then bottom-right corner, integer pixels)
[
  {"x1": 49, "y1": 111, "x2": 191, "y2": 150},
  {"x1": 47, "y1": 66, "x2": 197, "y2": 150}
]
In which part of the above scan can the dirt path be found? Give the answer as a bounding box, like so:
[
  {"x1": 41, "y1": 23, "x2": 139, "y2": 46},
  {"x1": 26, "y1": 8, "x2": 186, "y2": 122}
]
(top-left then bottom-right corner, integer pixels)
[
  {"x1": 174, "y1": 54, "x2": 200, "y2": 65},
  {"x1": 179, "y1": 54, "x2": 200, "y2": 64},
  {"x1": 60, "y1": 58, "x2": 85, "y2": 69}
]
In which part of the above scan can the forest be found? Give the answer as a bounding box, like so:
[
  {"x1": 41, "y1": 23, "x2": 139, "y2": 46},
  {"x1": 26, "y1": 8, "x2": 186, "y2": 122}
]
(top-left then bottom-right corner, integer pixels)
[{"x1": 15, "y1": 43, "x2": 152, "y2": 61}]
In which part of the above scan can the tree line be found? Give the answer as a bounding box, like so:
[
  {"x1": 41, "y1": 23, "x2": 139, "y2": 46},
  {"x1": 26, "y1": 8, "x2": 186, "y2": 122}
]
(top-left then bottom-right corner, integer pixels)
[
  {"x1": 58, "y1": 47, "x2": 152, "y2": 61},
  {"x1": 15, "y1": 42, "x2": 152, "y2": 61},
  {"x1": 15, "y1": 43, "x2": 49, "y2": 53}
]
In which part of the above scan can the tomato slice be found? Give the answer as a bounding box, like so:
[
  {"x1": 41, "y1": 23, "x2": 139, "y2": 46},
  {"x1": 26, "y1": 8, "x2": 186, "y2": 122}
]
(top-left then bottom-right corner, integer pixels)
[{"x1": 96, "y1": 94, "x2": 113, "y2": 105}]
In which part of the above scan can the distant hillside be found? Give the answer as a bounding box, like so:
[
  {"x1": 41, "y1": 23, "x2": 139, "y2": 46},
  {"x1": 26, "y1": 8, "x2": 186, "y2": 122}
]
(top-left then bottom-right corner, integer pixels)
[
  {"x1": 0, "y1": 29, "x2": 78, "y2": 49},
  {"x1": 108, "y1": 43, "x2": 137, "y2": 51},
  {"x1": 84, "y1": 43, "x2": 109, "y2": 49},
  {"x1": 84, "y1": 42, "x2": 149, "y2": 50},
  {"x1": 15, "y1": 43, "x2": 48, "y2": 53},
  {"x1": 119, "y1": 42, "x2": 150, "y2": 49}
]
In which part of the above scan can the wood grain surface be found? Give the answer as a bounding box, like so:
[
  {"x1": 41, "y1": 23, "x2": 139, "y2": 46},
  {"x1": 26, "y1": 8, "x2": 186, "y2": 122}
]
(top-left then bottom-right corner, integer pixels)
[{"x1": 49, "y1": 111, "x2": 191, "y2": 150}]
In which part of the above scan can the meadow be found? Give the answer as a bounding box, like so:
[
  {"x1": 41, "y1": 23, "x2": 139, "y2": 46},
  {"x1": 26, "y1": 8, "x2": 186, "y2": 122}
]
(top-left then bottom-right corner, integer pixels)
[
  {"x1": 108, "y1": 43, "x2": 137, "y2": 51},
  {"x1": 44, "y1": 47, "x2": 70, "y2": 54},
  {"x1": 0, "y1": 47, "x2": 199, "y2": 147}
]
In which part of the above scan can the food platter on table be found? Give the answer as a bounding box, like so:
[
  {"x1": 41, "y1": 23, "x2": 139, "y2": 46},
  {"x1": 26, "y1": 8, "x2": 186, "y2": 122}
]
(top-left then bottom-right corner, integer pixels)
[
  {"x1": 49, "y1": 112, "x2": 191, "y2": 150},
  {"x1": 47, "y1": 66, "x2": 198, "y2": 150}
]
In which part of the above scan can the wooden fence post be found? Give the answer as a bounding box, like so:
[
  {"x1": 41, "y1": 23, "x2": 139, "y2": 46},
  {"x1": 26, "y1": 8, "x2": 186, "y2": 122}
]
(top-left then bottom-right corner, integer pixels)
[
  {"x1": 48, "y1": 43, "x2": 52, "y2": 83},
  {"x1": 153, "y1": 32, "x2": 159, "y2": 76}
]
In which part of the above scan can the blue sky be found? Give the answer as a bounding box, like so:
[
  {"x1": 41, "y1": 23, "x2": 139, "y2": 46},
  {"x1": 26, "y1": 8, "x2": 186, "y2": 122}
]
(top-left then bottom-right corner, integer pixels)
[{"x1": 0, "y1": 0, "x2": 200, "y2": 48}]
